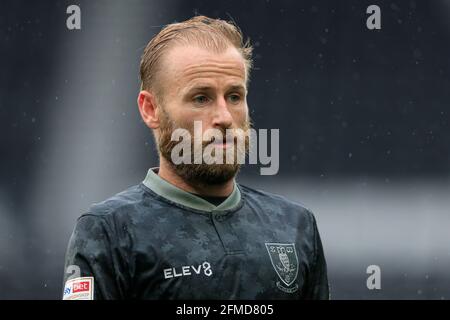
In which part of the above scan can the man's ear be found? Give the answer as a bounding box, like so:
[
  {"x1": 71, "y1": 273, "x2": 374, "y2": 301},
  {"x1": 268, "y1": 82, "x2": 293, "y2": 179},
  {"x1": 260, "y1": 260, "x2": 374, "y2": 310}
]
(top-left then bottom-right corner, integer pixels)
[{"x1": 137, "y1": 90, "x2": 161, "y2": 129}]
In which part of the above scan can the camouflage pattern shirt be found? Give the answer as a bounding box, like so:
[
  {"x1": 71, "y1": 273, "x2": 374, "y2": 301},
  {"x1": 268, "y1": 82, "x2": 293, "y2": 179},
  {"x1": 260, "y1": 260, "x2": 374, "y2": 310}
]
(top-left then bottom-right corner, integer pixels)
[{"x1": 62, "y1": 168, "x2": 329, "y2": 300}]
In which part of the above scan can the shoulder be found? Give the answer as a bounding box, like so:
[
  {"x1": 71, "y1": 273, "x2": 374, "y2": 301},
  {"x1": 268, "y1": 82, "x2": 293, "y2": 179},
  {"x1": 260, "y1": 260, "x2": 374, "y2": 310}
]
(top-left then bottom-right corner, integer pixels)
[
  {"x1": 72, "y1": 183, "x2": 157, "y2": 244},
  {"x1": 239, "y1": 183, "x2": 313, "y2": 212},
  {"x1": 238, "y1": 183, "x2": 317, "y2": 224},
  {"x1": 78, "y1": 183, "x2": 157, "y2": 224}
]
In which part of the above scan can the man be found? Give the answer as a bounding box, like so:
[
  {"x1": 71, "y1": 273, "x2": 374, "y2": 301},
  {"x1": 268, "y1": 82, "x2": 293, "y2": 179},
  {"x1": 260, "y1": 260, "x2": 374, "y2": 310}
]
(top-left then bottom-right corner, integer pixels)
[{"x1": 62, "y1": 15, "x2": 329, "y2": 300}]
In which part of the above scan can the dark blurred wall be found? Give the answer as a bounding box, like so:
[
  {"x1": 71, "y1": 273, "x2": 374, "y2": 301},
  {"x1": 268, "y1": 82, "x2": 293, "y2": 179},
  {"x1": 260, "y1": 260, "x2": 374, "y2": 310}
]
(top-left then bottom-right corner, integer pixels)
[{"x1": 0, "y1": 0, "x2": 449, "y2": 299}]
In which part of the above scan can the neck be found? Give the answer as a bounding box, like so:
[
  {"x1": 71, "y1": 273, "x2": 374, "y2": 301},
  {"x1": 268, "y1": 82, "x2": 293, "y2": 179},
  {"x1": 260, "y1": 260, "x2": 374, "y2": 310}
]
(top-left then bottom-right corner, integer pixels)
[{"x1": 158, "y1": 158, "x2": 235, "y2": 197}]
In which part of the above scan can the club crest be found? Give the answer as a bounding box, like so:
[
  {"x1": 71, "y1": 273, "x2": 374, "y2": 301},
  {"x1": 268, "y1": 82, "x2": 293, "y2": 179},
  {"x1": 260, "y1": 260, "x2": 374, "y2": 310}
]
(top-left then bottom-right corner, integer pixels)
[{"x1": 265, "y1": 242, "x2": 299, "y2": 293}]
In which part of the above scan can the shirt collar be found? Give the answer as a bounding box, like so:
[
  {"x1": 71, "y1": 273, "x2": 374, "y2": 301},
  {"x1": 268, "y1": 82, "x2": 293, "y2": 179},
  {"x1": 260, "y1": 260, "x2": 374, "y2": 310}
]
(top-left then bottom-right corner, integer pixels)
[{"x1": 142, "y1": 167, "x2": 242, "y2": 212}]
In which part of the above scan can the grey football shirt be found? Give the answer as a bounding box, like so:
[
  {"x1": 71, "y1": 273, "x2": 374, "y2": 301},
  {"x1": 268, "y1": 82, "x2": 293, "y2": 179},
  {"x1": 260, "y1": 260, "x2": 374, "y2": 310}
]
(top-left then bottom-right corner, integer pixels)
[{"x1": 62, "y1": 168, "x2": 329, "y2": 300}]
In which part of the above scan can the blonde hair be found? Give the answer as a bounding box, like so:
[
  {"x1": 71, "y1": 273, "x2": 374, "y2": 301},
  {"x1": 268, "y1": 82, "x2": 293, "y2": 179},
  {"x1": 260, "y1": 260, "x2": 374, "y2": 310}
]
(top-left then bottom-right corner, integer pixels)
[{"x1": 139, "y1": 15, "x2": 253, "y2": 98}]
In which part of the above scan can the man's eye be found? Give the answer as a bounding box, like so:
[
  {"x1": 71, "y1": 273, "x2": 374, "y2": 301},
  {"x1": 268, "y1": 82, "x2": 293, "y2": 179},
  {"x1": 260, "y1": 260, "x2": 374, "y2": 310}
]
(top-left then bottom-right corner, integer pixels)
[
  {"x1": 193, "y1": 95, "x2": 209, "y2": 105},
  {"x1": 228, "y1": 94, "x2": 241, "y2": 104}
]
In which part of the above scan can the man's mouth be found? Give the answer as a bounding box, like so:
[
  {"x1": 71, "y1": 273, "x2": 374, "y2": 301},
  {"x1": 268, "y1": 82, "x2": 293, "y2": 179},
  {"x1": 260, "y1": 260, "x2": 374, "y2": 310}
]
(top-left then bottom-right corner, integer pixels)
[{"x1": 208, "y1": 136, "x2": 237, "y2": 149}]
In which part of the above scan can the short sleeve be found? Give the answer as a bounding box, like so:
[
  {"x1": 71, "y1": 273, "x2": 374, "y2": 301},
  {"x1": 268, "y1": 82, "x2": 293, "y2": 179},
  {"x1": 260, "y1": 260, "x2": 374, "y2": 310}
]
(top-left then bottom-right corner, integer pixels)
[
  {"x1": 62, "y1": 214, "x2": 128, "y2": 300},
  {"x1": 303, "y1": 213, "x2": 330, "y2": 300}
]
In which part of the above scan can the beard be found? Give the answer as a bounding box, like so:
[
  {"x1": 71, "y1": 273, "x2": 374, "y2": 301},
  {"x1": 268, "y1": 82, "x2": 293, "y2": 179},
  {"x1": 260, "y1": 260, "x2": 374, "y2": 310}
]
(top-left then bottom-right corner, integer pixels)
[{"x1": 157, "y1": 109, "x2": 251, "y2": 187}]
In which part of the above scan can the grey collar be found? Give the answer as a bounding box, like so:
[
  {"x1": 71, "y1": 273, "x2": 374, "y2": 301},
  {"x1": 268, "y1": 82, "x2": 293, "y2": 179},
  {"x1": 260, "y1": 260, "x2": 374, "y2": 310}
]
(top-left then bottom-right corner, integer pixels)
[{"x1": 142, "y1": 167, "x2": 241, "y2": 212}]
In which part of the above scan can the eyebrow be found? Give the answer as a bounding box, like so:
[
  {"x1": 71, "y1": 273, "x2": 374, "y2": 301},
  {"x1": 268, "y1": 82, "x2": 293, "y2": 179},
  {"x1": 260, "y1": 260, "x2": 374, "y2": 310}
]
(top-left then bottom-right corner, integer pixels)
[
  {"x1": 227, "y1": 85, "x2": 247, "y2": 93},
  {"x1": 183, "y1": 83, "x2": 247, "y2": 95}
]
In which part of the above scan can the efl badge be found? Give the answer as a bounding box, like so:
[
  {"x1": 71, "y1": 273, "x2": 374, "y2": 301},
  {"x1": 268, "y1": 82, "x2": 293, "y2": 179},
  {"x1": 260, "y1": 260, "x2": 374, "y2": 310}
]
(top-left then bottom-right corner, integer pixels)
[
  {"x1": 265, "y1": 243, "x2": 299, "y2": 293},
  {"x1": 63, "y1": 277, "x2": 94, "y2": 300}
]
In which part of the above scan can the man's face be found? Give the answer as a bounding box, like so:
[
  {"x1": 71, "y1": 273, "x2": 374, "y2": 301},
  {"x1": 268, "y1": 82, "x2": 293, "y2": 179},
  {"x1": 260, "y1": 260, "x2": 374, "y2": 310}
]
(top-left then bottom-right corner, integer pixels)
[{"x1": 156, "y1": 45, "x2": 250, "y2": 186}]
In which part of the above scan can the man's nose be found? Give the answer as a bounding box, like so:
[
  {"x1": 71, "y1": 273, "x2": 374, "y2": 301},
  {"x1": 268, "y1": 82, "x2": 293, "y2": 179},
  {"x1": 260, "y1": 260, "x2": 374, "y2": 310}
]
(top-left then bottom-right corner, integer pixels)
[{"x1": 212, "y1": 96, "x2": 233, "y2": 128}]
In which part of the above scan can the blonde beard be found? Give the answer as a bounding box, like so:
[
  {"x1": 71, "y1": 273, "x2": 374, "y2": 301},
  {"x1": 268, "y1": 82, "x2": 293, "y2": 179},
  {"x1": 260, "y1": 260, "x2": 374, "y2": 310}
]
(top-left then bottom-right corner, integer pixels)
[{"x1": 157, "y1": 109, "x2": 250, "y2": 186}]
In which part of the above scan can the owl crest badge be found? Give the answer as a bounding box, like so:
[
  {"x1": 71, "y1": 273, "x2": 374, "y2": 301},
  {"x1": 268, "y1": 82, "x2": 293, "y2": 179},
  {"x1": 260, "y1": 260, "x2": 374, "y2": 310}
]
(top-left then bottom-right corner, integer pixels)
[{"x1": 265, "y1": 242, "x2": 299, "y2": 294}]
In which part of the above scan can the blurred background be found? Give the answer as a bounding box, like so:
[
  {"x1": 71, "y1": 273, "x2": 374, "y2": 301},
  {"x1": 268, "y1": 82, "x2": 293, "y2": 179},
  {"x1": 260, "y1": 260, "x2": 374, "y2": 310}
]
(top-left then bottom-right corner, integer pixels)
[{"x1": 1, "y1": 0, "x2": 449, "y2": 299}]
